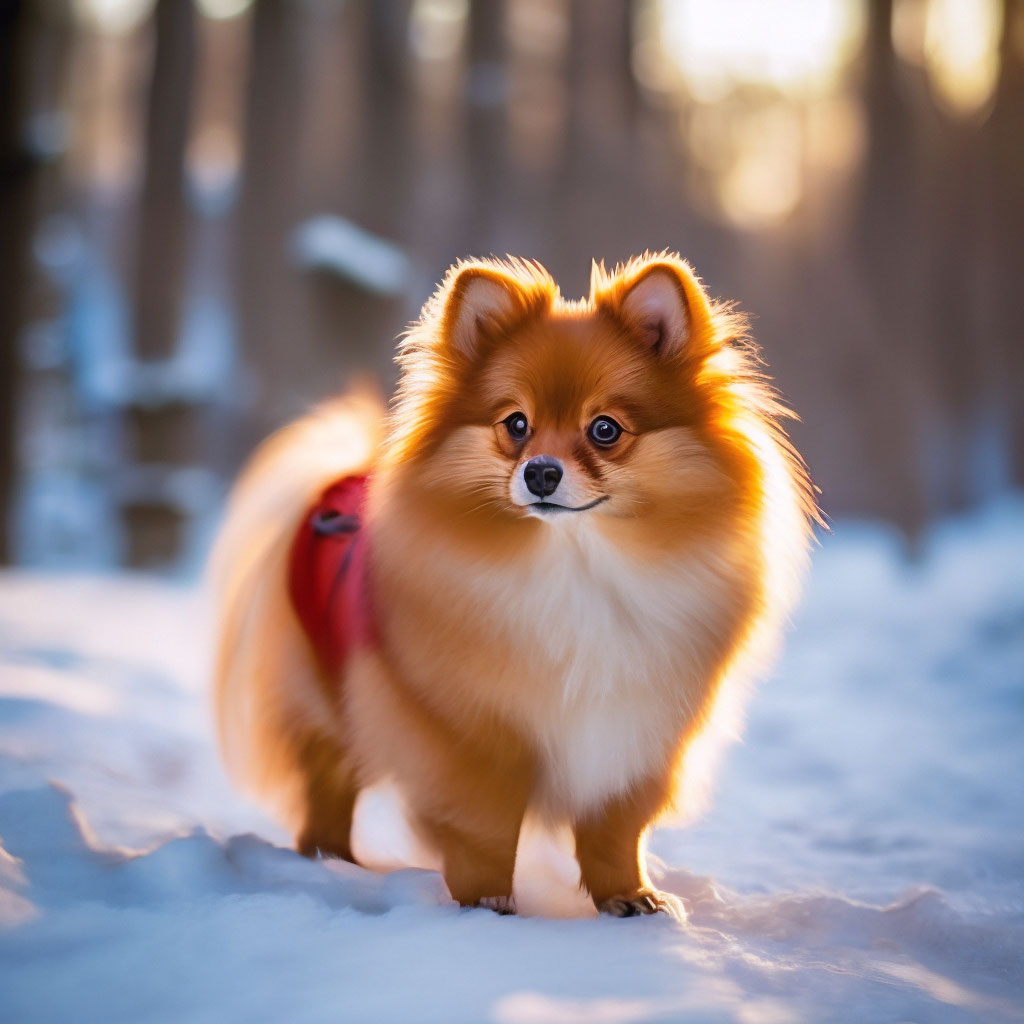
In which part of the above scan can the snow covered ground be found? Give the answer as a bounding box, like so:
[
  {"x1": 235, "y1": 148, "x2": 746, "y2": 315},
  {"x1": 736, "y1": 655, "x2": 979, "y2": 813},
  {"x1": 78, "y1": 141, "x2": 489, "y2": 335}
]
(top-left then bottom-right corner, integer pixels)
[{"x1": 1, "y1": 499, "x2": 1022, "y2": 1023}]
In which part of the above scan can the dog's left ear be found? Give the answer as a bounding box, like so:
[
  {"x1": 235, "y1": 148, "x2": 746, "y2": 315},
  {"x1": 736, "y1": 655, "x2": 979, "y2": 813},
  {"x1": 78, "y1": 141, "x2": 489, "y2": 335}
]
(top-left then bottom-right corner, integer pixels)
[
  {"x1": 594, "y1": 257, "x2": 712, "y2": 358},
  {"x1": 439, "y1": 261, "x2": 555, "y2": 359}
]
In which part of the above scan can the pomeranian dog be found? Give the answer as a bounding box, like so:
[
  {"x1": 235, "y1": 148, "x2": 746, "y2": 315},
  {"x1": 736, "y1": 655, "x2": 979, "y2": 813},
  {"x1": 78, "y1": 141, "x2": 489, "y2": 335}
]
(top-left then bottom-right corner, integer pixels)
[{"x1": 211, "y1": 252, "x2": 816, "y2": 918}]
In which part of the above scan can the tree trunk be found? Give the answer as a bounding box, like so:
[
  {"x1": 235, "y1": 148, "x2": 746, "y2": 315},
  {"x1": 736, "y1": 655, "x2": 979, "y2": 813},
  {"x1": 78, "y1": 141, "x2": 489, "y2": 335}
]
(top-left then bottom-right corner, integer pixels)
[
  {"x1": 0, "y1": 0, "x2": 39, "y2": 563},
  {"x1": 123, "y1": 0, "x2": 197, "y2": 565},
  {"x1": 234, "y1": 0, "x2": 308, "y2": 439},
  {"x1": 132, "y1": 0, "x2": 195, "y2": 361},
  {"x1": 850, "y1": 0, "x2": 931, "y2": 534},
  {"x1": 987, "y1": 0, "x2": 1024, "y2": 483},
  {"x1": 463, "y1": 0, "x2": 509, "y2": 251}
]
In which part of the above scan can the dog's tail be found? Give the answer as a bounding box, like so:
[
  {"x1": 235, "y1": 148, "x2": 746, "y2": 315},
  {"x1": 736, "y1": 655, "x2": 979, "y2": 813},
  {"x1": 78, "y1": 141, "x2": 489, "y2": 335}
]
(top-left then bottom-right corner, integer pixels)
[{"x1": 208, "y1": 389, "x2": 384, "y2": 823}]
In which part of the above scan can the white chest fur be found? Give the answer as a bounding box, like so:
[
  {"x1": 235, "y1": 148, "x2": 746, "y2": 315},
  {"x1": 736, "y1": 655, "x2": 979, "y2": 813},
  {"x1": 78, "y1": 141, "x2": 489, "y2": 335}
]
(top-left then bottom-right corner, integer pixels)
[{"x1": 499, "y1": 519, "x2": 744, "y2": 817}]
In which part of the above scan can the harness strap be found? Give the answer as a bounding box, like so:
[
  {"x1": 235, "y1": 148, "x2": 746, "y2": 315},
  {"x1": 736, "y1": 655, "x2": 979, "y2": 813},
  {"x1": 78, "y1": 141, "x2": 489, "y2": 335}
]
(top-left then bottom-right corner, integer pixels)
[{"x1": 287, "y1": 474, "x2": 375, "y2": 675}]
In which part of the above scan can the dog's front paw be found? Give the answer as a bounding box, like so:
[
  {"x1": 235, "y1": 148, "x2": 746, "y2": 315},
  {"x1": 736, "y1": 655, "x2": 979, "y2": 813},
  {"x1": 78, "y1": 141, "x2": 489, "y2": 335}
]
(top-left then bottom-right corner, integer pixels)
[
  {"x1": 597, "y1": 889, "x2": 685, "y2": 921},
  {"x1": 478, "y1": 894, "x2": 517, "y2": 915}
]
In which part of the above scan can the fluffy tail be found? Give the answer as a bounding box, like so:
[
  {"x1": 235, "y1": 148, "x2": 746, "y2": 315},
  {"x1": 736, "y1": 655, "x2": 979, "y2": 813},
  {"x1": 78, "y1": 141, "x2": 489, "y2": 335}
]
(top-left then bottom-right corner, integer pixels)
[{"x1": 209, "y1": 390, "x2": 384, "y2": 825}]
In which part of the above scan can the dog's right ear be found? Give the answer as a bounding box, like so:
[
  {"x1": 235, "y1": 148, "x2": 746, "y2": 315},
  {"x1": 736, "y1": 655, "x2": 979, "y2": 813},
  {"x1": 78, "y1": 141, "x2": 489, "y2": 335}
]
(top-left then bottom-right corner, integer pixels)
[{"x1": 439, "y1": 261, "x2": 554, "y2": 359}]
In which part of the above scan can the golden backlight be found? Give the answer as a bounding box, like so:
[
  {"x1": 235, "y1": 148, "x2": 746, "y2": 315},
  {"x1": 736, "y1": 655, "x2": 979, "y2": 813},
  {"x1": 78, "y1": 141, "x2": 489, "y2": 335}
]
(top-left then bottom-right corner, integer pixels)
[
  {"x1": 656, "y1": 0, "x2": 863, "y2": 100},
  {"x1": 923, "y1": 0, "x2": 1002, "y2": 116},
  {"x1": 650, "y1": 0, "x2": 1004, "y2": 228}
]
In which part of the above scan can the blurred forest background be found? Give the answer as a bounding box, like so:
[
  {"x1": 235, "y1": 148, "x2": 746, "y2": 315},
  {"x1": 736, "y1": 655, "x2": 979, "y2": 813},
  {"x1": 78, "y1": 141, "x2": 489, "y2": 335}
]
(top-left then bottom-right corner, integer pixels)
[{"x1": 1, "y1": 0, "x2": 1022, "y2": 569}]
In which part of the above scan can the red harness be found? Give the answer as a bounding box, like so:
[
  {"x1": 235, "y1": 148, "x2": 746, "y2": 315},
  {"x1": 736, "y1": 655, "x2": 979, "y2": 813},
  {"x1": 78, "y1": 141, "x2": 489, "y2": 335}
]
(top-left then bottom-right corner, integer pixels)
[{"x1": 287, "y1": 474, "x2": 376, "y2": 675}]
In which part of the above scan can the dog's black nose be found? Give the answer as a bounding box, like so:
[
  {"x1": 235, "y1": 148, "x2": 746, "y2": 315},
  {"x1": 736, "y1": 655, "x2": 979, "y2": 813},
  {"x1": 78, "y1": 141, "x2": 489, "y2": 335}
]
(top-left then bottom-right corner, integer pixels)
[{"x1": 523, "y1": 455, "x2": 563, "y2": 498}]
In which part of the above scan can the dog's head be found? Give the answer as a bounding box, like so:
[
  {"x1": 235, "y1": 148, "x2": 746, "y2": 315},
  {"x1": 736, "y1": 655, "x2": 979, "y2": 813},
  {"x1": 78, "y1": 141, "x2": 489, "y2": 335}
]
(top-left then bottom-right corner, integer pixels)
[{"x1": 388, "y1": 254, "x2": 776, "y2": 534}]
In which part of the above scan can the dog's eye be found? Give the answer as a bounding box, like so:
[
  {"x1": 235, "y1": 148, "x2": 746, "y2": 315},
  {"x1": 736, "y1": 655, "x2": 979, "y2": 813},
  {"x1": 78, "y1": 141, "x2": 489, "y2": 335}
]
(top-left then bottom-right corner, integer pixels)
[
  {"x1": 588, "y1": 416, "x2": 623, "y2": 447},
  {"x1": 504, "y1": 412, "x2": 529, "y2": 441}
]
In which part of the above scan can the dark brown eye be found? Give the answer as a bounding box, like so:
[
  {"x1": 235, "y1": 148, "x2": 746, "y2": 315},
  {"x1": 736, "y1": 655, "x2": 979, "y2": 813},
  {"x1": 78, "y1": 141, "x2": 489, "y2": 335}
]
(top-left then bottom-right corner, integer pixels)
[
  {"x1": 504, "y1": 412, "x2": 529, "y2": 441},
  {"x1": 588, "y1": 416, "x2": 622, "y2": 447}
]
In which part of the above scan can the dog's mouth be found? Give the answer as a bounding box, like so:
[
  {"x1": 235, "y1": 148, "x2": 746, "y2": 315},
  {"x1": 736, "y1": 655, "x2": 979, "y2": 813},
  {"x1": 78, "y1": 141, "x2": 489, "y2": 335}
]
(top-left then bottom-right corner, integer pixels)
[{"x1": 527, "y1": 496, "x2": 609, "y2": 515}]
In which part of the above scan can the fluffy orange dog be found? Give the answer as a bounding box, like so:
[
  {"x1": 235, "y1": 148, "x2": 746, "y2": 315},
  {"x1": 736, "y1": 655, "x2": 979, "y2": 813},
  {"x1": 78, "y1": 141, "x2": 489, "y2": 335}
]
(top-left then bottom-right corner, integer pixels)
[{"x1": 212, "y1": 253, "x2": 815, "y2": 917}]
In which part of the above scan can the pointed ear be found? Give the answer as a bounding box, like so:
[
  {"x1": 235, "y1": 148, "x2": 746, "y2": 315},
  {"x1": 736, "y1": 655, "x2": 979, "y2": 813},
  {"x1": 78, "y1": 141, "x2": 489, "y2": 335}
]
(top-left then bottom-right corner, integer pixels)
[
  {"x1": 441, "y1": 266, "x2": 537, "y2": 359},
  {"x1": 596, "y1": 258, "x2": 711, "y2": 358},
  {"x1": 619, "y1": 267, "x2": 689, "y2": 356}
]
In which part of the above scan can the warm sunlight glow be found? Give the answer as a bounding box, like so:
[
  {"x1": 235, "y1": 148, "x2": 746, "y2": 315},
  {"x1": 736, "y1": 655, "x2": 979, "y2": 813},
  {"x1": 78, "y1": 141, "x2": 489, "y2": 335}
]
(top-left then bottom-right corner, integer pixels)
[
  {"x1": 195, "y1": 0, "x2": 254, "y2": 20},
  {"x1": 72, "y1": 0, "x2": 153, "y2": 34},
  {"x1": 76, "y1": 0, "x2": 254, "y2": 30},
  {"x1": 717, "y1": 110, "x2": 803, "y2": 229},
  {"x1": 923, "y1": 0, "x2": 1002, "y2": 116},
  {"x1": 410, "y1": 0, "x2": 469, "y2": 62},
  {"x1": 654, "y1": 0, "x2": 865, "y2": 231},
  {"x1": 657, "y1": 0, "x2": 864, "y2": 101}
]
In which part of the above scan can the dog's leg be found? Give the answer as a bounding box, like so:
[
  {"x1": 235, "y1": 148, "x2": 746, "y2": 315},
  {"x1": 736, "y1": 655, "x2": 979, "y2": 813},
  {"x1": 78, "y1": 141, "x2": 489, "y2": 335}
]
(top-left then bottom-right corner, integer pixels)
[
  {"x1": 413, "y1": 748, "x2": 532, "y2": 912},
  {"x1": 345, "y1": 654, "x2": 532, "y2": 910},
  {"x1": 294, "y1": 732, "x2": 358, "y2": 862},
  {"x1": 573, "y1": 779, "x2": 682, "y2": 919},
  {"x1": 423, "y1": 812, "x2": 522, "y2": 912}
]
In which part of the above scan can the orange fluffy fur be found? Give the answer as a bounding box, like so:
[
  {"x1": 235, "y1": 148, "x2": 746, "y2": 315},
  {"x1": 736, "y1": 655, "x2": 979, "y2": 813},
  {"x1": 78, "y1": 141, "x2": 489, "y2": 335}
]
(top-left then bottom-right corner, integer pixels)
[{"x1": 211, "y1": 253, "x2": 817, "y2": 917}]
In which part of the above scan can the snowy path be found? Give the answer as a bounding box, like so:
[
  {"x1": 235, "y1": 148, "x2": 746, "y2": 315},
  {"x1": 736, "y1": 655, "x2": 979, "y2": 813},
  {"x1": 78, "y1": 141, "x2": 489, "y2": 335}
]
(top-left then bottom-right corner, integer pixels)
[{"x1": 1, "y1": 502, "x2": 1022, "y2": 1023}]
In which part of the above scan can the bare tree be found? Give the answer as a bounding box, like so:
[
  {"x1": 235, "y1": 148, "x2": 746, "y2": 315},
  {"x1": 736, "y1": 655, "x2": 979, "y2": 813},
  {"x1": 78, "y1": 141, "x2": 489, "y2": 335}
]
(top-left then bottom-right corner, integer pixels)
[
  {"x1": 234, "y1": 0, "x2": 308, "y2": 437},
  {"x1": 850, "y1": 0, "x2": 932, "y2": 533},
  {"x1": 987, "y1": 0, "x2": 1024, "y2": 483},
  {"x1": 120, "y1": 0, "x2": 197, "y2": 565},
  {"x1": 132, "y1": 0, "x2": 195, "y2": 362},
  {"x1": 0, "y1": 0, "x2": 41, "y2": 562},
  {"x1": 463, "y1": 0, "x2": 510, "y2": 251}
]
